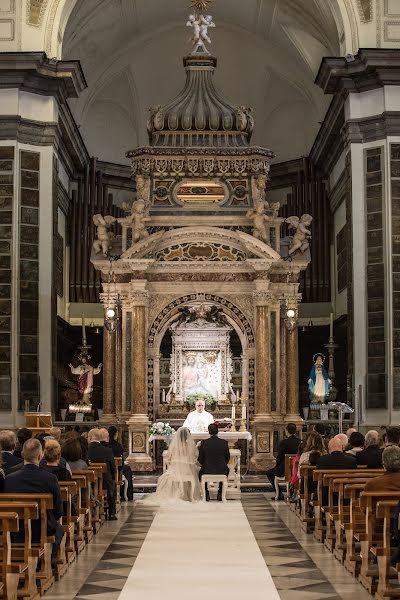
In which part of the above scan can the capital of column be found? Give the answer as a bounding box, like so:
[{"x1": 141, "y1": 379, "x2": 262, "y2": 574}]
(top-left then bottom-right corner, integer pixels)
[
  {"x1": 252, "y1": 291, "x2": 273, "y2": 306},
  {"x1": 130, "y1": 290, "x2": 150, "y2": 307}
]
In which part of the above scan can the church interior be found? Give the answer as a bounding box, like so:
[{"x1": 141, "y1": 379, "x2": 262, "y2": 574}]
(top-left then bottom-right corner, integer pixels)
[{"x1": 0, "y1": 0, "x2": 400, "y2": 598}]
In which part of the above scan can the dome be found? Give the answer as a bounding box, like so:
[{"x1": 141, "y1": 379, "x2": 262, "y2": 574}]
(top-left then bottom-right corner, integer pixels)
[{"x1": 146, "y1": 53, "x2": 254, "y2": 148}]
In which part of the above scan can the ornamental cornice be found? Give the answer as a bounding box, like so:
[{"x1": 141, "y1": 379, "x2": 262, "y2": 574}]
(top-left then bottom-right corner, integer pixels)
[{"x1": 127, "y1": 150, "x2": 272, "y2": 178}]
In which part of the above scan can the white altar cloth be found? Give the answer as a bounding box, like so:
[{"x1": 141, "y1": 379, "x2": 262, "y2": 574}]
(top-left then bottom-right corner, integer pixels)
[{"x1": 149, "y1": 431, "x2": 252, "y2": 443}]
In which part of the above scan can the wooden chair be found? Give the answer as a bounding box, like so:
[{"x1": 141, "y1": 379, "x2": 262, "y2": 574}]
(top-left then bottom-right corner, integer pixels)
[{"x1": 88, "y1": 464, "x2": 107, "y2": 524}]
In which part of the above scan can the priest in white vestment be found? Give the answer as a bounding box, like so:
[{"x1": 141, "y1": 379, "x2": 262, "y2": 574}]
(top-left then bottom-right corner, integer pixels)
[{"x1": 183, "y1": 399, "x2": 214, "y2": 433}]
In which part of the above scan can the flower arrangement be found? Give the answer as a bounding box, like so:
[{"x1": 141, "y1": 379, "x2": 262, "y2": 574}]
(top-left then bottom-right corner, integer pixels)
[
  {"x1": 186, "y1": 392, "x2": 216, "y2": 409},
  {"x1": 149, "y1": 422, "x2": 175, "y2": 436}
]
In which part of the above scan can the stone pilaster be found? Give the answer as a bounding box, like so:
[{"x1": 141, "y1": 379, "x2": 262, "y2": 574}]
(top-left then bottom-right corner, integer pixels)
[{"x1": 114, "y1": 317, "x2": 123, "y2": 418}]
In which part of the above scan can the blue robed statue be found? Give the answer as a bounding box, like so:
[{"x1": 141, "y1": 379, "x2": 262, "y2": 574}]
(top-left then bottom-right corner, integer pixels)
[{"x1": 308, "y1": 353, "x2": 330, "y2": 403}]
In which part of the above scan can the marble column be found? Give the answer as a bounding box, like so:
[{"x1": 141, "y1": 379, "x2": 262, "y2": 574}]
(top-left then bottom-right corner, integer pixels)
[
  {"x1": 126, "y1": 292, "x2": 152, "y2": 471},
  {"x1": 280, "y1": 317, "x2": 287, "y2": 415},
  {"x1": 286, "y1": 325, "x2": 299, "y2": 417},
  {"x1": 114, "y1": 318, "x2": 123, "y2": 418},
  {"x1": 131, "y1": 304, "x2": 147, "y2": 415},
  {"x1": 255, "y1": 304, "x2": 270, "y2": 415},
  {"x1": 250, "y1": 292, "x2": 274, "y2": 471},
  {"x1": 102, "y1": 326, "x2": 116, "y2": 420}
]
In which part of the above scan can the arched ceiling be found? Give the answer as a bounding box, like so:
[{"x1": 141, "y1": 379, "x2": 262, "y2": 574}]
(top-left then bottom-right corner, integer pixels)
[{"x1": 62, "y1": 0, "x2": 340, "y2": 166}]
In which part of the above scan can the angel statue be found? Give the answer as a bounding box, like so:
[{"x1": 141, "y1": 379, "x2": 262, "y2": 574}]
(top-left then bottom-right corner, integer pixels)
[
  {"x1": 251, "y1": 174, "x2": 267, "y2": 210},
  {"x1": 246, "y1": 201, "x2": 270, "y2": 245},
  {"x1": 92, "y1": 214, "x2": 116, "y2": 256},
  {"x1": 285, "y1": 214, "x2": 313, "y2": 255},
  {"x1": 136, "y1": 174, "x2": 151, "y2": 206},
  {"x1": 187, "y1": 14, "x2": 215, "y2": 53}
]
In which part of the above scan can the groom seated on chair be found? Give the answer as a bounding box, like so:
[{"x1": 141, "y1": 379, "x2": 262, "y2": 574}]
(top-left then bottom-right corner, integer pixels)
[{"x1": 198, "y1": 424, "x2": 230, "y2": 501}]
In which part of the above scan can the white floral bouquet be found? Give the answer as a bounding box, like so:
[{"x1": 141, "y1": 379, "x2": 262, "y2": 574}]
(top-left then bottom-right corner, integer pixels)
[{"x1": 149, "y1": 421, "x2": 175, "y2": 436}]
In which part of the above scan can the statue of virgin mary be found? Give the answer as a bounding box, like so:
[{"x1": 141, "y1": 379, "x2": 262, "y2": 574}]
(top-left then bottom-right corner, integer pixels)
[{"x1": 308, "y1": 353, "x2": 330, "y2": 403}]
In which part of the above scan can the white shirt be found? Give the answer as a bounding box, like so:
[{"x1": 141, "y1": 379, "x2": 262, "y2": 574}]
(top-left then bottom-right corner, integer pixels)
[{"x1": 183, "y1": 410, "x2": 214, "y2": 433}]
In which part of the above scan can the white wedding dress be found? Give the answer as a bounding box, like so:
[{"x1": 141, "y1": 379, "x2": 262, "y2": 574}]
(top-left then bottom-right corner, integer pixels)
[{"x1": 143, "y1": 427, "x2": 202, "y2": 505}]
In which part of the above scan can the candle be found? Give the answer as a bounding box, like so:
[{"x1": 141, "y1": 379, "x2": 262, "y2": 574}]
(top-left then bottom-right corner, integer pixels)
[
  {"x1": 241, "y1": 403, "x2": 246, "y2": 420},
  {"x1": 162, "y1": 389, "x2": 166, "y2": 403},
  {"x1": 330, "y1": 312, "x2": 333, "y2": 339},
  {"x1": 231, "y1": 405, "x2": 235, "y2": 421},
  {"x1": 81, "y1": 314, "x2": 87, "y2": 346}
]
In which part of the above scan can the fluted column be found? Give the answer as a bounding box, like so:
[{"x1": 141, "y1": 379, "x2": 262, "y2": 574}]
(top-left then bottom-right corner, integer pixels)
[
  {"x1": 102, "y1": 326, "x2": 116, "y2": 419},
  {"x1": 286, "y1": 325, "x2": 299, "y2": 417},
  {"x1": 255, "y1": 304, "x2": 270, "y2": 416}
]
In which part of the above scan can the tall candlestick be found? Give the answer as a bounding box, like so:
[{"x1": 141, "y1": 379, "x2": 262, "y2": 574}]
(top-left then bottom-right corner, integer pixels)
[
  {"x1": 241, "y1": 403, "x2": 246, "y2": 420},
  {"x1": 329, "y1": 312, "x2": 333, "y2": 340},
  {"x1": 81, "y1": 313, "x2": 87, "y2": 347}
]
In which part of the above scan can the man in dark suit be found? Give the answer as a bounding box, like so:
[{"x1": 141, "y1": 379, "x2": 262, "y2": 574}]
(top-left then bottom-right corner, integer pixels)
[
  {"x1": 266, "y1": 423, "x2": 301, "y2": 499},
  {"x1": 0, "y1": 430, "x2": 23, "y2": 474},
  {"x1": 356, "y1": 430, "x2": 383, "y2": 468},
  {"x1": 4, "y1": 437, "x2": 64, "y2": 560},
  {"x1": 88, "y1": 428, "x2": 117, "y2": 519},
  {"x1": 198, "y1": 424, "x2": 230, "y2": 501},
  {"x1": 316, "y1": 436, "x2": 357, "y2": 505}
]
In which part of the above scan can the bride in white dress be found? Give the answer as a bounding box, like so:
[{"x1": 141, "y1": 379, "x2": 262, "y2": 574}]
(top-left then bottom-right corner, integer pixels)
[{"x1": 145, "y1": 426, "x2": 201, "y2": 504}]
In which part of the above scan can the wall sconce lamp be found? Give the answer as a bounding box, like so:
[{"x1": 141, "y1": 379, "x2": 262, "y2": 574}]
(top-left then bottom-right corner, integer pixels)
[{"x1": 285, "y1": 307, "x2": 297, "y2": 332}]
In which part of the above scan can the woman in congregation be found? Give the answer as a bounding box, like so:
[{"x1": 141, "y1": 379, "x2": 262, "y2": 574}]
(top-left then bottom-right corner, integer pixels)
[
  {"x1": 299, "y1": 431, "x2": 326, "y2": 466},
  {"x1": 41, "y1": 439, "x2": 71, "y2": 481},
  {"x1": 61, "y1": 438, "x2": 88, "y2": 471}
]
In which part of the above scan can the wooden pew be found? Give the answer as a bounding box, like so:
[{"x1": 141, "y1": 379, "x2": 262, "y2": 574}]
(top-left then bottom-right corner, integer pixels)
[
  {"x1": 0, "y1": 511, "x2": 21, "y2": 600},
  {"x1": 312, "y1": 469, "x2": 384, "y2": 544},
  {"x1": 375, "y1": 499, "x2": 400, "y2": 599},
  {"x1": 299, "y1": 465, "x2": 316, "y2": 532},
  {"x1": 343, "y1": 483, "x2": 367, "y2": 576},
  {"x1": 0, "y1": 502, "x2": 40, "y2": 600},
  {"x1": 0, "y1": 494, "x2": 55, "y2": 594},
  {"x1": 358, "y1": 491, "x2": 400, "y2": 595},
  {"x1": 71, "y1": 471, "x2": 95, "y2": 542},
  {"x1": 331, "y1": 476, "x2": 378, "y2": 562},
  {"x1": 88, "y1": 464, "x2": 107, "y2": 525}
]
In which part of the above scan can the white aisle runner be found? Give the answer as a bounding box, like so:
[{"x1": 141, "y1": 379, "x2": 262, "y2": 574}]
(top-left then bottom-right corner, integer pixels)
[{"x1": 118, "y1": 502, "x2": 280, "y2": 600}]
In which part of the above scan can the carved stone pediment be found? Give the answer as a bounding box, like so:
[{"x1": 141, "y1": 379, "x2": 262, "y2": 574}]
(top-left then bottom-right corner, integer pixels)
[{"x1": 121, "y1": 226, "x2": 281, "y2": 264}]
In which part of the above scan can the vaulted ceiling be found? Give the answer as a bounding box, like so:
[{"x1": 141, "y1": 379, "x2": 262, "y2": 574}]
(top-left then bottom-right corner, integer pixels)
[{"x1": 63, "y1": 0, "x2": 340, "y2": 165}]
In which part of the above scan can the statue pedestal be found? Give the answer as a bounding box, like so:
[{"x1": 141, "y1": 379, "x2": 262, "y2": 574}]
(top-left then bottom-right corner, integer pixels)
[{"x1": 126, "y1": 414, "x2": 153, "y2": 471}]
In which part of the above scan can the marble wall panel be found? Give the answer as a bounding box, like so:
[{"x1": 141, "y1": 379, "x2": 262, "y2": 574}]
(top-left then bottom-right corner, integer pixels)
[
  {"x1": 19, "y1": 150, "x2": 40, "y2": 409},
  {"x1": 391, "y1": 144, "x2": 400, "y2": 406},
  {"x1": 365, "y1": 147, "x2": 386, "y2": 409},
  {"x1": 0, "y1": 146, "x2": 13, "y2": 411}
]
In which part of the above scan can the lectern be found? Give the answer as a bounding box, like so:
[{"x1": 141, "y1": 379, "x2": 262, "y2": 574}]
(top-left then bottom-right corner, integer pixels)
[{"x1": 24, "y1": 412, "x2": 53, "y2": 434}]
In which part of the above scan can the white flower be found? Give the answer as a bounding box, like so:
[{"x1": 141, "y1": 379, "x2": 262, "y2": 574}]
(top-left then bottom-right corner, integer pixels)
[{"x1": 158, "y1": 422, "x2": 164, "y2": 428}]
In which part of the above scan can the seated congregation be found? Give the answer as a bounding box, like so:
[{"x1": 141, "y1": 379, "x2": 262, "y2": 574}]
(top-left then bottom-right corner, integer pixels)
[
  {"x1": 275, "y1": 423, "x2": 400, "y2": 599},
  {"x1": 0, "y1": 425, "x2": 133, "y2": 599}
]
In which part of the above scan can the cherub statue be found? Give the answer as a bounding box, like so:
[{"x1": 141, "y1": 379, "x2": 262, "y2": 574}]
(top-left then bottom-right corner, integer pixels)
[
  {"x1": 128, "y1": 199, "x2": 150, "y2": 244},
  {"x1": 186, "y1": 14, "x2": 215, "y2": 53},
  {"x1": 136, "y1": 174, "x2": 151, "y2": 206},
  {"x1": 268, "y1": 202, "x2": 280, "y2": 218},
  {"x1": 246, "y1": 201, "x2": 270, "y2": 245},
  {"x1": 285, "y1": 214, "x2": 313, "y2": 255},
  {"x1": 251, "y1": 174, "x2": 267, "y2": 210},
  {"x1": 92, "y1": 214, "x2": 116, "y2": 256}
]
